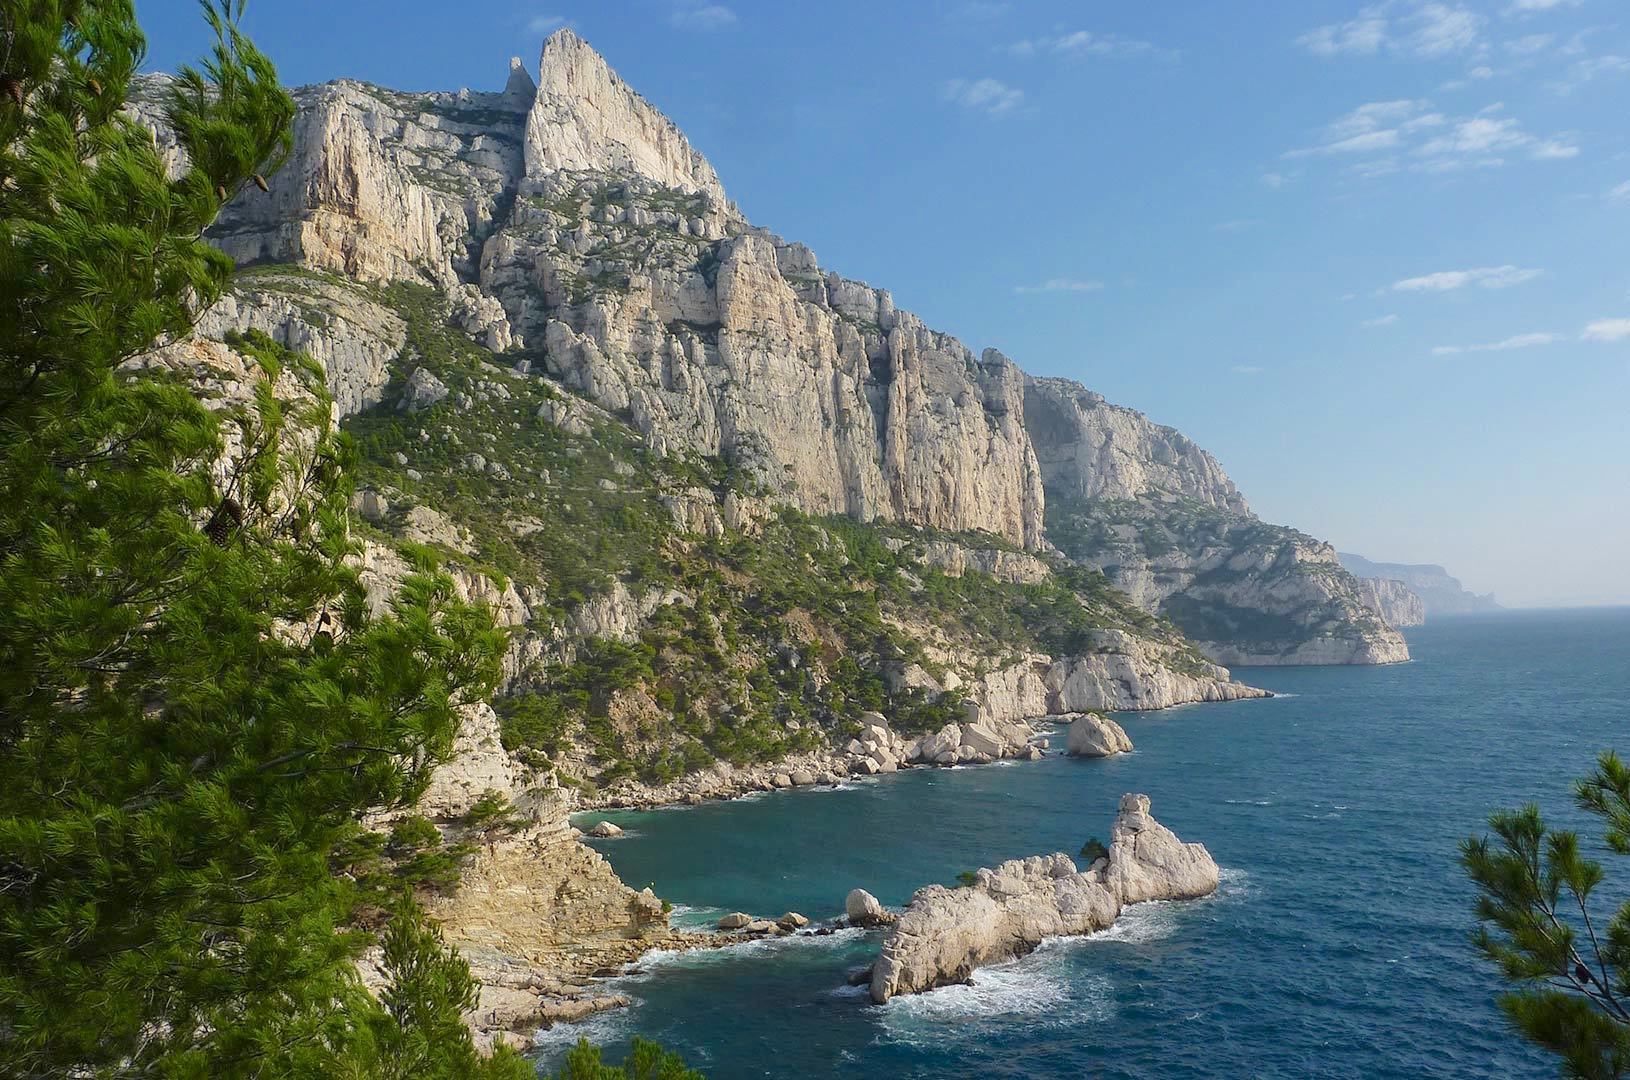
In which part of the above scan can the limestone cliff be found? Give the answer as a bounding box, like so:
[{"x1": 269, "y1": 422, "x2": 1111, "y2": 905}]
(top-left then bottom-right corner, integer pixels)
[
  {"x1": 1339, "y1": 553, "x2": 1498, "y2": 618},
  {"x1": 1027, "y1": 378, "x2": 1408, "y2": 665},
  {"x1": 160, "y1": 28, "x2": 1396, "y2": 669},
  {"x1": 1353, "y1": 576, "x2": 1426, "y2": 629}
]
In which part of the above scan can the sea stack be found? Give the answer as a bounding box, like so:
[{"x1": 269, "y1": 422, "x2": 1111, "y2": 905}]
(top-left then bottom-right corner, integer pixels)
[{"x1": 869, "y1": 794, "x2": 1217, "y2": 1002}]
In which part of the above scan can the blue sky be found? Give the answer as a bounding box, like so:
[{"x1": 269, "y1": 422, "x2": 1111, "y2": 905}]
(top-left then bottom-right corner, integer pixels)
[{"x1": 139, "y1": 1, "x2": 1630, "y2": 607}]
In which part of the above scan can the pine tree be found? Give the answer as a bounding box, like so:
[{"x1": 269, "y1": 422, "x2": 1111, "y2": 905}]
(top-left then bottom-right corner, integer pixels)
[
  {"x1": 1463, "y1": 750, "x2": 1630, "y2": 1079},
  {"x1": 0, "y1": 4, "x2": 521, "y2": 1076}
]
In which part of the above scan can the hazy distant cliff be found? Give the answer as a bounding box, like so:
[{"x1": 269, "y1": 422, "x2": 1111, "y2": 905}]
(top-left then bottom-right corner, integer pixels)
[{"x1": 1339, "y1": 554, "x2": 1498, "y2": 619}]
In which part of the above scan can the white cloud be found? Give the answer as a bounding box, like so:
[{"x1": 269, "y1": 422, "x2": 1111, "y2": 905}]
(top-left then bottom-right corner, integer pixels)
[
  {"x1": 1393, "y1": 265, "x2": 1544, "y2": 291},
  {"x1": 1504, "y1": 33, "x2": 1555, "y2": 56},
  {"x1": 943, "y1": 77, "x2": 1024, "y2": 115},
  {"x1": 1607, "y1": 181, "x2": 1630, "y2": 201},
  {"x1": 527, "y1": 13, "x2": 567, "y2": 33},
  {"x1": 669, "y1": 2, "x2": 737, "y2": 30},
  {"x1": 1582, "y1": 319, "x2": 1630, "y2": 342},
  {"x1": 1231, "y1": 365, "x2": 1266, "y2": 375},
  {"x1": 1009, "y1": 30, "x2": 1166, "y2": 60},
  {"x1": 1432, "y1": 332, "x2": 1561, "y2": 355},
  {"x1": 1363, "y1": 314, "x2": 1400, "y2": 327},
  {"x1": 1409, "y1": 3, "x2": 1483, "y2": 57},
  {"x1": 1298, "y1": 2, "x2": 1483, "y2": 59},
  {"x1": 1507, "y1": 0, "x2": 1580, "y2": 12},
  {"x1": 1261, "y1": 171, "x2": 1290, "y2": 189},
  {"x1": 1299, "y1": 13, "x2": 1389, "y2": 56},
  {"x1": 1014, "y1": 278, "x2": 1104, "y2": 294},
  {"x1": 1287, "y1": 98, "x2": 1578, "y2": 170},
  {"x1": 1555, "y1": 55, "x2": 1630, "y2": 94}
]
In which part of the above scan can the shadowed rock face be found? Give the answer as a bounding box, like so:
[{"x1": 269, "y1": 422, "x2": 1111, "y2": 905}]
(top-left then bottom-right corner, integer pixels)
[{"x1": 869, "y1": 794, "x2": 1218, "y2": 1002}]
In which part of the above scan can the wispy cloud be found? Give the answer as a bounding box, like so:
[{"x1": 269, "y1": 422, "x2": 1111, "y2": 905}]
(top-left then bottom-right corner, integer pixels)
[
  {"x1": 669, "y1": 2, "x2": 737, "y2": 30},
  {"x1": 1363, "y1": 314, "x2": 1400, "y2": 327},
  {"x1": 1432, "y1": 332, "x2": 1561, "y2": 355},
  {"x1": 1261, "y1": 171, "x2": 1291, "y2": 189},
  {"x1": 1299, "y1": 2, "x2": 1483, "y2": 59},
  {"x1": 1554, "y1": 54, "x2": 1630, "y2": 94},
  {"x1": 1009, "y1": 30, "x2": 1170, "y2": 60},
  {"x1": 1393, "y1": 265, "x2": 1544, "y2": 291},
  {"x1": 1231, "y1": 365, "x2": 1266, "y2": 375},
  {"x1": 1506, "y1": 0, "x2": 1581, "y2": 13},
  {"x1": 1582, "y1": 319, "x2": 1630, "y2": 342},
  {"x1": 943, "y1": 77, "x2": 1024, "y2": 115},
  {"x1": 1607, "y1": 181, "x2": 1630, "y2": 202},
  {"x1": 1014, "y1": 278, "x2": 1104, "y2": 295},
  {"x1": 1287, "y1": 99, "x2": 1577, "y2": 171},
  {"x1": 527, "y1": 13, "x2": 568, "y2": 33}
]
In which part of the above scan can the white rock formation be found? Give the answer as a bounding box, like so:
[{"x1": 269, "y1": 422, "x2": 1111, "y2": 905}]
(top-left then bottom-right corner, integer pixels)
[
  {"x1": 846, "y1": 888, "x2": 891, "y2": 927},
  {"x1": 1064, "y1": 713, "x2": 1133, "y2": 757},
  {"x1": 1103, "y1": 793, "x2": 1220, "y2": 904},
  {"x1": 869, "y1": 793, "x2": 1217, "y2": 1002}
]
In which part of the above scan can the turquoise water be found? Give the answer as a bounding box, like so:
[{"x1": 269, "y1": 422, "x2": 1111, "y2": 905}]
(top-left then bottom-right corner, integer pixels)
[{"x1": 538, "y1": 609, "x2": 1630, "y2": 1078}]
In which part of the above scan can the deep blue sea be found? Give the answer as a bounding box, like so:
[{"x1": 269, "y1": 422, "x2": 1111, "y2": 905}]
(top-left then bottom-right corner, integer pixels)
[{"x1": 537, "y1": 609, "x2": 1630, "y2": 1078}]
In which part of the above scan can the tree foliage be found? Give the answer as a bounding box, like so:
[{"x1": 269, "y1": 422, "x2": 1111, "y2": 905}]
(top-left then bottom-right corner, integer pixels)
[
  {"x1": 552, "y1": 1038, "x2": 707, "y2": 1080},
  {"x1": 0, "y1": 3, "x2": 524, "y2": 1076},
  {"x1": 1463, "y1": 751, "x2": 1630, "y2": 1079}
]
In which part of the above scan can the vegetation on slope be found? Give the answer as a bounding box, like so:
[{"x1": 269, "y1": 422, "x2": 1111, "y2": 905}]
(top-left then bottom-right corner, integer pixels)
[{"x1": 299, "y1": 282, "x2": 1217, "y2": 786}]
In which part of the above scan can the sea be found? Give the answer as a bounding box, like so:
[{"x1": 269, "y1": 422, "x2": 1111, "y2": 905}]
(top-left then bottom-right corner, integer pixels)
[{"x1": 534, "y1": 608, "x2": 1629, "y2": 1078}]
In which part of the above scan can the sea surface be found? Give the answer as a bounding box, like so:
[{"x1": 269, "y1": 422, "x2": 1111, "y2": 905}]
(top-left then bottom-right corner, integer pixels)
[{"x1": 537, "y1": 608, "x2": 1629, "y2": 1078}]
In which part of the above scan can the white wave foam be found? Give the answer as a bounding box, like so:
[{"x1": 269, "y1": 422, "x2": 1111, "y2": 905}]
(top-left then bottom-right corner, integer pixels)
[
  {"x1": 879, "y1": 954, "x2": 1112, "y2": 1046},
  {"x1": 527, "y1": 1003, "x2": 634, "y2": 1053},
  {"x1": 1224, "y1": 798, "x2": 1274, "y2": 806}
]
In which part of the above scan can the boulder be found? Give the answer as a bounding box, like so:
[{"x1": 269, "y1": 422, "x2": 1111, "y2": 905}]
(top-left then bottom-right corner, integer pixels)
[
  {"x1": 744, "y1": 920, "x2": 778, "y2": 934},
  {"x1": 916, "y1": 723, "x2": 961, "y2": 763},
  {"x1": 790, "y1": 769, "x2": 815, "y2": 786},
  {"x1": 717, "y1": 912, "x2": 753, "y2": 930},
  {"x1": 777, "y1": 911, "x2": 810, "y2": 930},
  {"x1": 1065, "y1": 713, "x2": 1134, "y2": 758},
  {"x1": 399, "y1": 366, "x2": 449, "y2": 412},
  {"x1": 587, "y1": 821, "x2": 624, "y2": 838},
  {"x1": 869, "y1": 794, "x2": 1217, "y2": 1002},
  {"x1": 958, "y1": 722, "x2": 1005, "y2": 758},
  {"x1": 845, "y1": 888, "x2": 893, "y2": 927}
]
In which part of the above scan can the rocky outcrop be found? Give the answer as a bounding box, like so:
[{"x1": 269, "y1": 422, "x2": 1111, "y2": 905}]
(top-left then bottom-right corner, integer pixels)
[
  {"x1": 1339, "y1": 553, "x2": 1498, "y2": 618},
  {"x1": 1045, "y1": 493, "x2": 1409, "y2": 666},
  {"x1": 1352, "y1": 575, "x2": 1426, "y2": 629},
  {"x1": 1103, "y1": 793, "x2": 1220, "y2": 904},
  {"x1": 525, "y1": 30, "x2": 726, "y2": 203},
  {"x1": 1064, "y1": 713, "x2": 1133, "y2": 757},
  {"x1": 1024, "y1": 377, "x2": 1249, "y2": 513},
  {"x1": 869, "y1": 793, "x2": 1217, "y2": 1002}
]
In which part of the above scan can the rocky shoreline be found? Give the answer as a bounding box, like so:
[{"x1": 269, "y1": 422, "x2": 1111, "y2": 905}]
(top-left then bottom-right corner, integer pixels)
[{"x1": 575, "y1": 708, "x2": 1050, "y2": 812}]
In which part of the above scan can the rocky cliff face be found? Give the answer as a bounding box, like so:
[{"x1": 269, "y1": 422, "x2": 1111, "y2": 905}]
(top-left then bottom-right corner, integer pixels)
[
  {"x1": 1339, "y1": 553, "x2": 1498, "y2": 618},
  {"x1": 1352, "y1": 576, "x2": 1426, "y2": 629},
  {"x1": 1027, "y1": 377, "x2": 1408, "y2": 665},
  {"x1": 145, "y1": 24, "x2": 1385, "y2": 774}
]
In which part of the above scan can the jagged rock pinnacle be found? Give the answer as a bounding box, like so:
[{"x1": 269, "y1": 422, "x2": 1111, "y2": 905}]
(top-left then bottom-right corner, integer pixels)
[{"x1": 525, "y1": 28, "x2": 726, "y2": 201}]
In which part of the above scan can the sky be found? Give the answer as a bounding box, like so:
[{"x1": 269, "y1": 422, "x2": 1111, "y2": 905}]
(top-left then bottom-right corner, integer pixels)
[{"x1": 137, "y1": 0, "x2": 1630, "y2": 607}]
